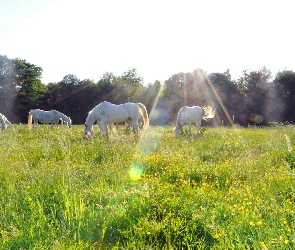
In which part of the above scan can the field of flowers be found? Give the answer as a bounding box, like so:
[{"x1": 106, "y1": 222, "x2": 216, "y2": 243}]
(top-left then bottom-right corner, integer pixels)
[{"x1": 0, "y1": 124, "x2": 294, "y2": 249}]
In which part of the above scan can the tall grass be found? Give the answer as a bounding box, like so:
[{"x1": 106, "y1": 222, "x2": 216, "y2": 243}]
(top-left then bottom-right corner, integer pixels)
[{"x1": 0, "y1": 124, "x2": 294, "y2": 249}]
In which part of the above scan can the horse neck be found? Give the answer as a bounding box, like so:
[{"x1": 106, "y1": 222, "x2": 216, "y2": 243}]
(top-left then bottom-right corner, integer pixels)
[
  {"x1": 5, "y1": 119, "x2": 11, "y2": 126},
  {"x1": 85, "y1": 112, "x2": 97, "y2": 127},
  {"x1": 0, "y1": 116, "x2": 4, "y2": 126},
  {"x1": 55, "y1": 112, "x2": 66, "y2": 121},
  {"x1": 176, "y1": 110, "x2": 182, "y2": 127}
]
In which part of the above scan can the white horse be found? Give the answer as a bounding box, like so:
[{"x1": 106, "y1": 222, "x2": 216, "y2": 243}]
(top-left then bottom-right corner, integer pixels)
[
  {"x1": 109, "y1": 113, "x2": 145, "y2": 133},
  {"x1": 28, "y1": 109, "x2": 72, "y2": 129},
  {"x1": 84, "y1": 101, "x2": 149, "y2": 139},
  {"x1": 175, "y1": 105, "x2": 215, "y2": 137},
  {"x1": 0, "y1": 113, "x2": 12, "y2": 131}
]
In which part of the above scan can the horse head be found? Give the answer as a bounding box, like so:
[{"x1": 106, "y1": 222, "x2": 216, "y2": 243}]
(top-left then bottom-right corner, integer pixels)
[
  {"x1": 84, "y1": 123, "x2": 94, "y2": 139},
  {"x1": 67, "y1": 118, "x2": 72, "y2": 128},
  {"x1": 175, "y1": 125, "x2": 181, "y2": 136}
]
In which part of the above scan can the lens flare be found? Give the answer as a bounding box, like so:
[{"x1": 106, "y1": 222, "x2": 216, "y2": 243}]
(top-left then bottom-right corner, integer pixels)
[
  {"x1": 250, "y1": 113, "x2": 264, "y2": 124},
  {"x1": 129, "y1": 165, "x2": 143, "y2": 181},
  {"x1": 129, "y1": 83, "x2": 166, "y2": 175}
]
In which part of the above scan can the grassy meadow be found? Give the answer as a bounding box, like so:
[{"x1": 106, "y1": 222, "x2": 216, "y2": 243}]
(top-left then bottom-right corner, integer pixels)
[{"x1": 0, "y1": 124, "x2": 294, "y2": 249}]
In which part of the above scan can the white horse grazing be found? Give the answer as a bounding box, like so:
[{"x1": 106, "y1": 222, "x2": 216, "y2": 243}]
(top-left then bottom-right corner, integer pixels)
[
  {"x1": 175, "y1": 105, "x2": 215, "y2": 137},
  {"x1": 28, "y1": 109, "x2": 72, "y2": 129},
  {"x1": 0, "y1": 113, "x2": 12, "y2": 131},
  {"x1": 84, "y1": 101, "x2": 149, "y2": 139}
]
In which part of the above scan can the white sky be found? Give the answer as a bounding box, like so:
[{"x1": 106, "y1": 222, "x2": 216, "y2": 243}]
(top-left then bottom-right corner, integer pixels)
[{"x1": 0, "y1": 0, "x2": 294, "y2": 84}]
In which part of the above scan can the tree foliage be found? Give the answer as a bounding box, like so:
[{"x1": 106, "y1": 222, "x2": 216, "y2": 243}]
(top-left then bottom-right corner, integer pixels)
[
  {"x1": 0, "y1": 55, "x2": 15, "y2": 119},
  {"x1": 274, "y1": 70, "x2": 295, "y2": 122},
  {"x1": 1, "y1": 55, "x2": 295, "y2": 126},
  {"x1": 0, "y1": 56, "x2": 47, "y2": 122}
]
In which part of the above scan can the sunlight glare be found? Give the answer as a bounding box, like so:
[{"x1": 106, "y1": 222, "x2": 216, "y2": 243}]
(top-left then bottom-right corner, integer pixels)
[{"x1": 129, "y1": 164, "x2": 143, "y2": 181}]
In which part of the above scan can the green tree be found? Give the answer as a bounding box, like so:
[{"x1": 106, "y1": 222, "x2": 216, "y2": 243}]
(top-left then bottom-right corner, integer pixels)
[
  {"x1": 0, "y1": 55, "x2": 16, "y2": 121},
  {"x1": 48, "y1": 78, "x2": 98, "y2": 124},
  {"x1": 160, "y1": 69, "x2": 213, "y2": 124},
  {"x1": 1, "y1": 56, "x2": 48, "y2": 122},
  {"x1": 208, "y1": 71, "x2": 241, "y2": 126},
  {"x1": 13, "y1": 58, "x2": 47, "y2": 122},
  {"x1": 274, "y1": 70, "x2": 295, "y2": 122},
  {"x1": 97, "y1": 72, "x2": 117, "y2": 101},
  {"x1": 143, "y1": 80, "x2": 162, "y2": 110},
  {"x1": 118, "y1": 68, "x2": 144, "y2": 102},
  {"x1": 236, "y1": 67, "x2": 273, "y2": 125},
  {"x1": 44, "y1": 74, "x2": 82, "y2": 109}
]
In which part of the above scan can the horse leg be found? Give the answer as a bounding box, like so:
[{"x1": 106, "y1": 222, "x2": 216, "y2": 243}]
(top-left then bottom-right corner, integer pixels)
[
  {"x1": 110, "y1": 122, "x2": 116, "y2": 134},
  {"x1": 132, "y1": 120, "x2": 139, "y2": 135},
  {"x1": 104, "y1": 122, "x2": 109, "y2": 136},
  {"x1": 97, "y1": 123, "x2": 101, "y2": 137},
  {"x1": 196, "y1": 121, "x2": 202, "y2": 136},
  {"x1": 33, "y1": 118, "x2": 37, "y2": 128},
  {"x1": 125, "y1": 121, "x2": 130, "y2": 133},
  {"x1": 98, "y1": 124, "x2": 102, "y2": 137},
  {"x1": 175, "y1": 125, "x2": 181, "y2": 136},
  {"x1": 98, "y1": 120, "x2": 107, "y2": 137},
  {"x1": 96, "y1": 120, "x2": 101, "y2": 136},
  {"x1": 188, "y1": 123, "x2": 192, "y2": 136}
]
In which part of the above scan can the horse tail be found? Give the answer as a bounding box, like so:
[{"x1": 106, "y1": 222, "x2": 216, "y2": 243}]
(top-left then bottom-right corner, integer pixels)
[
  {"x1": 137, "y1": 103, "x2": 149, "y2": 128},
  {"x1": 202, "y1": 105, "x2": 215, "y2": 120},
  {"x1": 28, "y1": 109, "x2": 33, "y2": 129}
]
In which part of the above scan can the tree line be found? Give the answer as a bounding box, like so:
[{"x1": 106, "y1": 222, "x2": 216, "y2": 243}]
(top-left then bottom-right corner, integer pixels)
[{"x1": 1, "y1": 54, "x2": 295, "y2": 126}]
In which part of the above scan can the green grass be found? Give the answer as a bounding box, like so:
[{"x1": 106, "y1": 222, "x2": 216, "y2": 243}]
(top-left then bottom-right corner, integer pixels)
[{"x1": 0, "y1": 124, "x2": 294, "y2": 249}]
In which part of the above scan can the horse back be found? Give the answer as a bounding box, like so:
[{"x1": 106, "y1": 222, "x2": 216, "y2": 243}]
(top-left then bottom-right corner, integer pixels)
[
  {"x1": 122, "y1": 102, "x2": 141, "y2": 121},
  {"x1": 39, "y1": 110, "x2": 56, "y2": 123},
  {"x1": 178, "y1": 106, "x2": 202, "y2": 124},
  {"x1": 189, "y1": 106, "x2": 203, "y2": 121},
  {"x1": 97, "y1": 102, "x2": 130, "y2": 122}
]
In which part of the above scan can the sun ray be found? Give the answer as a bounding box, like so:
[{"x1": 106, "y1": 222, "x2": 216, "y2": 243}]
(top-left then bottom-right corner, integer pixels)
[
  {"x1": 191, "y1": 69, "x2": 234, "y2": 126},
  {"x1": 148, "y1": 83, "x2": 165, "y2": 120},
  {"x1": 205, "y1": 75, "x2": 235, "y2": 127}
]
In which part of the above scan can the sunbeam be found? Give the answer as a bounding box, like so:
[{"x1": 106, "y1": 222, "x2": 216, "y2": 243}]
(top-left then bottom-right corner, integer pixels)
[{"x1": 206, "y1": 76, "x2": 235, "y2": 127}]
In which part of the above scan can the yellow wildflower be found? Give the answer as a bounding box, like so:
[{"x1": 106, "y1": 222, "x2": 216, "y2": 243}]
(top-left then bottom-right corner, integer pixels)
[
  {"x1": 257, "y1": 220, "x2": 263, "y2": 226},
  {"x1": 260, "y1": 241, "x2": 267, "y2": 249}
]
